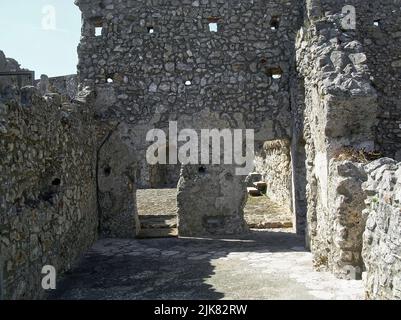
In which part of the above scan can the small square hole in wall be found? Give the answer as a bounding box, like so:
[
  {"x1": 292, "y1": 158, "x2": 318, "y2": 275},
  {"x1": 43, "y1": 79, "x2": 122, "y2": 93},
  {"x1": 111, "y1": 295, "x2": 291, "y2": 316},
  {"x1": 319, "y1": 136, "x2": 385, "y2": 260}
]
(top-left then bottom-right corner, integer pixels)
[
  {"x1": 52, "y1": 178, "x2": 61, "y2": 186},
  {"x1": 270, "y1": 16, "x2": 280, "y2": 30},
  {"x1": 267, "y1": 67, "x2": 283, "y2": 80},
  {"x1": 185, "y1": 80, "x2": 192, "y2": 86},
  {"x1": 373, "y1": 20, "x2": 381, "y2": 27},
  {"x1": 92, "y1": 17, "x2": 104, "y2": 37},
  {"x1": 147, "y1": 27, "x2": 155, "y2": 34},
  {"x1": 95, "y1": 27, "x2": 103, "y2": 36},
  {"x1": 209, "y1": 23, "x2": 218, "y2": 32},
  {"x1": 106, "y1": 77, "x2": 114, "y2": 84}
]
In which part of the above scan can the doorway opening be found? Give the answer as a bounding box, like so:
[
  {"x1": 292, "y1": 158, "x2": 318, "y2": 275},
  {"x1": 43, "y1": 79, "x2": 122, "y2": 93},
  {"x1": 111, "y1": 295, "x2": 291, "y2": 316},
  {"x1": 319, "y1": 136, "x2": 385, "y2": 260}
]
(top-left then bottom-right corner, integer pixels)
[
  {"x1": 244, "y1": 139, "x2": 294, "y2": 231},
  {"x1": 136, "y1": 144, "x2": 181, "y2": 239}
]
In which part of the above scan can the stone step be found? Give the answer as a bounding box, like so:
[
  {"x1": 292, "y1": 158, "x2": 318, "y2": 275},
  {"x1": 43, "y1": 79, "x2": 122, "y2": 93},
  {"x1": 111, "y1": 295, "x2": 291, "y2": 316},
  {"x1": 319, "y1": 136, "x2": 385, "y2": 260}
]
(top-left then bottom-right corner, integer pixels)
[
  {"x1": 253, "y1": 181, "x2": 267, "y2": 193},
  {"x1": 137, "y1": 228, "x2": 178, "y2": 239},
  {"x1": 247, "y1": 221, "x2": 293, "y2": 229},
  {"x1": 247, "y1": 187, "x2": 262, "y2": 197},
  {"x1": 139, "y1": 214, "x2": 177, "y2": 229}
]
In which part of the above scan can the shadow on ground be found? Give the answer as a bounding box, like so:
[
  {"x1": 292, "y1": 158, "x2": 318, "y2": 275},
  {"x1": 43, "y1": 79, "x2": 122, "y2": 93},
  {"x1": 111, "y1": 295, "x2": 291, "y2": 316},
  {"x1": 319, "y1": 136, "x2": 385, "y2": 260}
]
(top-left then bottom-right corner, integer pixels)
[{"x1": 49, "y1": 230, "x2": 363, "y2": 300}]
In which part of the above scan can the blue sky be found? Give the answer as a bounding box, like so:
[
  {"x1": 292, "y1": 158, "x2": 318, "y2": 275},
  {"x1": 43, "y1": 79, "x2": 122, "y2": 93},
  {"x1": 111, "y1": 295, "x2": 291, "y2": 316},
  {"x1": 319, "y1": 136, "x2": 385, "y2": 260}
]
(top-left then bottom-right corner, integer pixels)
[{"x1": 0, "y1": 0, "x2": 81, "y2": 78}]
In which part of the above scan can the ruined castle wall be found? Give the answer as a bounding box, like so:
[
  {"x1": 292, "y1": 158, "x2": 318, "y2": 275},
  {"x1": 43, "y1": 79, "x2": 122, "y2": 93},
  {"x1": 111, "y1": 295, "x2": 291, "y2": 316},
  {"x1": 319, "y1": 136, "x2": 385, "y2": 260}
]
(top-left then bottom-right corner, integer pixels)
[
  {"x1": 75, "y1": 0, "x2": 304, "y2": 236},
  {"x1": 35, "y1": 75, "x2": 79, "y2": 102},
  {"x1": 297, "y1": 10, "x2": 378, "y2": 277},
  {"x1": 314, "y1": 0, "x2": 401, "y2": 160},
  {"x1": 0, "y1": 51, "x2": 34, "y2": 91},
  {"x1": 254, "y1": 139, "x2": 293, "y2": 213},
  {"x1": 362, "y1": 158, "x2": 401, "y2": 300},
  {"x1": 0, "y1": 53, "x2": 98, "y2": 299}
]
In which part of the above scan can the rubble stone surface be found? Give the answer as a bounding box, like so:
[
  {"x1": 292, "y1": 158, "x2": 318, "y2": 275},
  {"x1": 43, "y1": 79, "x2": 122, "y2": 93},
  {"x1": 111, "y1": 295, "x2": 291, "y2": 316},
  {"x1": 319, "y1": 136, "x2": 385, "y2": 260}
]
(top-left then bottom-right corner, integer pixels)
[{"x1": 362, "y1": 159, "x2": 401, "y2": 300}]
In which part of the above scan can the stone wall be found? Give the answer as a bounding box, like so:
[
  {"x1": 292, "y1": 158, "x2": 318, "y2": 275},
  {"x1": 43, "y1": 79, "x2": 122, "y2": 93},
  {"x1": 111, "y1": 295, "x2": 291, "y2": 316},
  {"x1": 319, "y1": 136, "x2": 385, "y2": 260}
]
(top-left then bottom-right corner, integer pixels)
[
  {"x1": 255, "y1": 139, "x2": 293, "y2": 213},
  {"x1": 296, "y1": 8, "x2": 378, "y2": 277},
  {"x1": 326, "y1": 159, "x2": 368, "y2": 279},
  {"x1": 362, "y1": 158, "x2": 401, "y2": 300},
  {"x1": 289, "y1": 76, "x2": 307, "y2": 236},
  {"x1": 35, "y1": 75, "x2": 79, "y2": 102},
  {"x1": 0, "y1": 52, "x2": 98, "y2": 299},
  {"x1": 75, "y1": 0, "x2": 305, "y2": 236},
  {"x1": 311, "y1": 0, "x2": 401, "y2": 160},
  {"x1": 178, "y1": 164, "x2": 248, "y2": 237},
  {"x1": 0, "y1": 51, "x2": 34, "y2": 91}
]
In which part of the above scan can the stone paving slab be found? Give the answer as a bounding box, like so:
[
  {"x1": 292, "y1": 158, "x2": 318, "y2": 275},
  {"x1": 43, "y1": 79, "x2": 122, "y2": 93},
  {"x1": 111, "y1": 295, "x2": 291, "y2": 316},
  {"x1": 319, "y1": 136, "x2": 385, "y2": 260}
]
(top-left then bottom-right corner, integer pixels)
[{"x1": 49, "y1": 230, "x2": 364, "y2": 300}]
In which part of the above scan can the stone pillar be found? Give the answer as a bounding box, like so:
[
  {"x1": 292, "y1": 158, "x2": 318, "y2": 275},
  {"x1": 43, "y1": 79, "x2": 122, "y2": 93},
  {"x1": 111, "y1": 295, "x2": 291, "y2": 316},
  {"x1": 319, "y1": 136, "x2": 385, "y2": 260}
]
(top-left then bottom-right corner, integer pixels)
[
  {"x1": 177, "y1": 164, "x2": 249, "y2": 237},
  {"x1": 97, "y1": 125, "x2": 140, "y2": 238},
  {"x1": 296, "y1": 11, "x2": 378, "y2": 276},
  {"x1": 37, "y1": 74, "x2": 49, "y2": 95}
]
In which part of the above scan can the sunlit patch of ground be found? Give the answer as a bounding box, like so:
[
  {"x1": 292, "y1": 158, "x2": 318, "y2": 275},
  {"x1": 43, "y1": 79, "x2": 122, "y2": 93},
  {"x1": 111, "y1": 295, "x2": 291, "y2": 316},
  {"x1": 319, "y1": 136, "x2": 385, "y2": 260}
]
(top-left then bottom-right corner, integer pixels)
[{"x1": 49, "y1": 231, "x2": 364, "y2": 300}]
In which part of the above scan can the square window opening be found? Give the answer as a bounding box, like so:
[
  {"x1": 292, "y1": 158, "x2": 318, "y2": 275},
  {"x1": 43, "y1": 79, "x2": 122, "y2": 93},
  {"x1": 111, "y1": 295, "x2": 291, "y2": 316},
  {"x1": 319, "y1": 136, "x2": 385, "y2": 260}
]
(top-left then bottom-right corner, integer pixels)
[
  {"x1": 91, "y1": 17, "x2": 104, "y2": 37},
  {"x1": 209, "y1": 23, "x2": 218, "y2": 32},
  {"x1": 270, "y1": 16, "x2": 280, "y2": 30},
  {"x1": 95, "y1": 27, "x2": 103, "y2": 37},
  {"x1": 267, "y1": 67, "x2": 283, "y2": 80}
]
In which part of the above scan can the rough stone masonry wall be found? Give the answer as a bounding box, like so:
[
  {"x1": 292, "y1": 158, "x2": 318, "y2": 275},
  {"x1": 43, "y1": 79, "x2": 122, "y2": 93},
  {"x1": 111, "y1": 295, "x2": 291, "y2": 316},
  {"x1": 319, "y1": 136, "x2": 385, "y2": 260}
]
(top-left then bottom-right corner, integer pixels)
[
  {"x1": 363, "y1": 158, "x2": 401, "y2": 300},
  {"x1": 297, "y1": 7, "x2": 378, "y2": 278},
  {"x1": 75, "y1": 0, "x2": 304, "y2": 236},
  {"x1": 35, "y1": 74, "x2": 79, "y2": 102},
  {"x1": 316, "y1": 0, "x2": 401, "y2": 161},
  {"x1": 254, "y1": 139, "x2": 293, "y2": 213},
  {"x1": 178, "y1": 163, "x2": 249, "y2": 237},
  {"x1": 326, "y1": 159, "x2": 368, "y2": 279},
  {"x1": 0, "y1": 52, "x2": 98, "y2": 299},
  {"x1": 0, "y1": 51, "x2": 33, "y2": 90}
]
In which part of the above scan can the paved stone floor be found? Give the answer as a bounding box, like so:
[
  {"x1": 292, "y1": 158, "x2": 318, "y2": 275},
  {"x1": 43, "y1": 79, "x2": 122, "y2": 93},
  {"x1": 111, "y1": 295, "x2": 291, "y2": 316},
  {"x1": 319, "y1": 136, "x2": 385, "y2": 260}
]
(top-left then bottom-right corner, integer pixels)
[{"x1": 49, "y1": 230, "x2": 364, "y2": 300}]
